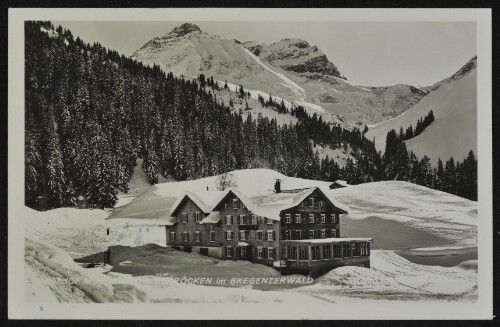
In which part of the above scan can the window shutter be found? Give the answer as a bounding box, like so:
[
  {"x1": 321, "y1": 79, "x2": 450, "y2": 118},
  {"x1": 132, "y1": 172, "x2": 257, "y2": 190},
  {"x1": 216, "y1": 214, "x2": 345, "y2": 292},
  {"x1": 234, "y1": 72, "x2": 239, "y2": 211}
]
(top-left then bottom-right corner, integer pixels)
[
  {"x1": 230, "y1": 216, "x2": 233, "y2": 225},
  {"x1": 237, "y1": 215, "x2": 240, "y2": 225},
  {"x1": 272, "y1": 231, "x2": 276, "y2": 241}
]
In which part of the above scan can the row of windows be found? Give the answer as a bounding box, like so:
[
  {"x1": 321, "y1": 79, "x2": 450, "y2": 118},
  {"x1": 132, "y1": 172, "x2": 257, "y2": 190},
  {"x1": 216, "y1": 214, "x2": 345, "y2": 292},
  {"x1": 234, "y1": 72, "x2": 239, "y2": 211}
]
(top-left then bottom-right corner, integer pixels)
[
  {"x1": 224, "y1": 246, "x2": 275, "y2": 259},
  {"x1": 224, "y1": 214, "x2": 273, "y2": 225},
  {"x1": 170, "y1": 231, "x2": 217, "y2": 243},
  {"x1": 284, "y1": 213, "x2": 338, "y2": 224},
  {"x1": 180, "y1": 212, "x2": 203, "y2": 223},
  {"x1": 284, "y1": 242, "x2": 370, "y2": 260},
  {"x1": 170, "y1": 230, "x2": 276, "y2": 242},
  {"x1": 280, "y1": 229, "x2": 337, "y2": 240}
]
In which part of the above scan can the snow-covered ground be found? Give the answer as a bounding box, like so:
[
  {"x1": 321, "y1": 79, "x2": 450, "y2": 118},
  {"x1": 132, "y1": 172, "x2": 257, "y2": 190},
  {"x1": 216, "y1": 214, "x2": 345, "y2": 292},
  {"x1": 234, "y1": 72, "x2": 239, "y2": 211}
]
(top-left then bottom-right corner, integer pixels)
[{"x1": 23, "y1": 168, "x2": 477, "y2": 304}]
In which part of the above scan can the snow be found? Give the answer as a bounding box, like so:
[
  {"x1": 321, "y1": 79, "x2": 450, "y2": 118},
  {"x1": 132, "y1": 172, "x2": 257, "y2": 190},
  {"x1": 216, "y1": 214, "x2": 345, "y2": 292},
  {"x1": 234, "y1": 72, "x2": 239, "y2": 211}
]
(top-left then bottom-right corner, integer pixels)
[
  {"x1": 199, "y1": 211, "x2": 221, "y2": 224},
  {"x1": 242, "y1": 46, "x2": 325, "y2": 114},
  {"x1": 238, "y1": 242, "x2": 250, "y2": 246},
  {"x1": 365, "y1": 68, "x2": 477, "y2": 163},
  {"x1": 329, "y1": 181, "x2": 477, "y2": 247},
  {"x1": 296, "y1": 250, "x2": 477, "y2": 302}
]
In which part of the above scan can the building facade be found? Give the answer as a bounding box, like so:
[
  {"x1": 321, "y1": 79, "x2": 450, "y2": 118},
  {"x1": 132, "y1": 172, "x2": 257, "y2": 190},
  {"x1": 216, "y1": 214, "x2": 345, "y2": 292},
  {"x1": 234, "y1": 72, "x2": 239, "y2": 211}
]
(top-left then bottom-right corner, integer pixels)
[{"x1": 163, "y1": 181, "x2": 372, "y2": 277}]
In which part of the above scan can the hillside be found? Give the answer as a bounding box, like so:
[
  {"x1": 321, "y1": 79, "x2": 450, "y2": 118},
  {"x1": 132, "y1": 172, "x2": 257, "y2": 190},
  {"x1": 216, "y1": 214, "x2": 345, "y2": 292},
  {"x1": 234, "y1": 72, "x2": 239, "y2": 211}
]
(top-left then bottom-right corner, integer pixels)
[
  {"x1": 110, "y1": 168, "x2": 476, "y2": 249},
  {"x1": 365, "y1": 56, "x2": 477, "y2": 163},
  {"x1": 132, "y1": 23, "x2": 428, "y2": 126}
]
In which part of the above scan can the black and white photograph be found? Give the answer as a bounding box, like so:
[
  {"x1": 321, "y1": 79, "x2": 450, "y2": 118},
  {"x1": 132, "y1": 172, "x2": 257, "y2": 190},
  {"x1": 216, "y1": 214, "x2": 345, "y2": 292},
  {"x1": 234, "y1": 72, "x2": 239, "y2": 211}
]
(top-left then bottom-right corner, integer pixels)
[{"x1": 8, "y1": 7, "x2": 493, "y2": 320}]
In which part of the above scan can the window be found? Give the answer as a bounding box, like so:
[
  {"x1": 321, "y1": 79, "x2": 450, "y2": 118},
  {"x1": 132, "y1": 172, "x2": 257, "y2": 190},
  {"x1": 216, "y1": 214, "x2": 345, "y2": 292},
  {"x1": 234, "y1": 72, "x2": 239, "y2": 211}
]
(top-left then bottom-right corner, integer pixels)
[
  {"x1": 323, "y1": 245, "x2": 331, "y2": 259},
  {"x1": 225, "y1": 215, "x2": 232, "y2": 225},
  {"x1": 267, "y1": 247, "x2": 274, "y2": 259},
  {"x1": 267, "y1": 230, "x2": 274, "y2": 241},
  {"x1": 266, "y1": 218, "x2": 273, "y2": 225},
  {"x1": 285, "y1": 214, "x2": 291, "y2": 224},
  {"x1": 195, "y1": 231, "x2": 201, "y2": 242},
  {"x1": 319, "y1": 200, "x2": 324, "y2": 208},
  {"x1": 308, "y1": 214, "x2": 315, "y2": 223},
  {"x1": 320, "y1": 230, "x2": 326, "y2": 239},
  {"x1": 210, "y1": 231, "x2": 215, "y2": 242},
  {"x1": 332, "y1": 229, "x2": 337, "y2": 238},
  {"x1": 353, "y1": 243, "x2": 361, "y2": 257},
  {"x1": 257, "y1": 246, "x2": 263, "y2": 259},
  {"x1": 224, "y1": 203, "x2": 228, "y2": 209},
  {"x1": 299, "y1": 246, "x2": 308, "y2": 260},
  {"x1": 281, "y1": 230, "x2": 291, "y2": 240},
  {"x1": 194, "y1": 212, "x2": 202, "y2": 222},
  {"x1": 226, "y1": 231, "x2": 233, "y2": 240},
  {"x1": 181, "y1": 213, "x2": 188, "y2": 224},
  {"x1": 226, "y1": 246, "x2": 233, "y2": 257},
  {"x1": 361, "y1": 242, "x2": 370, "y2": 256},
  {"x1": 182, "y1": 231, "x2": 188, "y2": 242},
  {"x1": 238, "y1": 214, "x2": 246, "y2": 225},
  {"x1": 333, "y1": 244, "x2": 342, "y2": 258},
  {"x1": 240, "y1": 231, "x2": 246, "y2": 241},
  {"x1": 343, "y1": 243, "x2": 352, "y2": 258},
  {"x1": 294, "y1": 230, "x2": 302, "y2": 240},
  {"x1": 295, "y1": 213, "x2": 301, "y2": 223},
  {"x1": 330, "y1": 213, "x2": 336, "y2": 223},
  {"x1": 242, "y1": 203, "x2": 246, "y2": 209},
  {"x1": 232, "y1": 198, "x2": 239, "y2": 209},
  {"x1": 257, "y1": 230, "x2": 263, "y2": 242},
  {"x1": 308, "y1": 197, "x2": 315, "y2": 207},
  {"x1": 170, "y1": 231, "x2": 176, "y2": 242},
  {"x1": 311, "y1": 246, "x2": 320, "y2": 260},
  {"x1": 288, "y1": 246, "x2": 297, "y2": 260},
  {"x1": 320, "y1": 214, "x2": 326, "y2": 223},
  {"x1": 250, "y1": 215, "x2": 255, "y2": 225},
  {"x1": 308, "y1": 230, "x2": 314, "y2": 239}
]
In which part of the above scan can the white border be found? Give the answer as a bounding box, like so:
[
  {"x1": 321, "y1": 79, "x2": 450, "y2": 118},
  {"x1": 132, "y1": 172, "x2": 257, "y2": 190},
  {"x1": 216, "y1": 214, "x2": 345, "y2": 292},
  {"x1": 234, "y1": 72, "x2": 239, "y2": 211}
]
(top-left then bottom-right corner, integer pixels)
[{"x1": 8, "y1": 8, "x2": 493, "y2": 320}]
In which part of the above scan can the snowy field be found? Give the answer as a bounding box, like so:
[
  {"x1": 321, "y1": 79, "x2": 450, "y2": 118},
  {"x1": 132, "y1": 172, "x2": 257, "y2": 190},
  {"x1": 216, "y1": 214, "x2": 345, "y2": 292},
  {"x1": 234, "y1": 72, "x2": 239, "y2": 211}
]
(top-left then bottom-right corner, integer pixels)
[{"x1": 24, "y1": 169, "x2": 477, "y2": 303}]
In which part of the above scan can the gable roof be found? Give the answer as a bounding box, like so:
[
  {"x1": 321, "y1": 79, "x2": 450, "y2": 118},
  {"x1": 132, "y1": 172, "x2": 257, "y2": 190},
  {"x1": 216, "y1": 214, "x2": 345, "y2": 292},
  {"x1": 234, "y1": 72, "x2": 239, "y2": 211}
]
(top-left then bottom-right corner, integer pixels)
[
  {"x1": 169, "y1": 191, "x2": 225, "y2": 217},
  {"x1": 211, "y1": 187, "x2": 349, "y2": 221}
]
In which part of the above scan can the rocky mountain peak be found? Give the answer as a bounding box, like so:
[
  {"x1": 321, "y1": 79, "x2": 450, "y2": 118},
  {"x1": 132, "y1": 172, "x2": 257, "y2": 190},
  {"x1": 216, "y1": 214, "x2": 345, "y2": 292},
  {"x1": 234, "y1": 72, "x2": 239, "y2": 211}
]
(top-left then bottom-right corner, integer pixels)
[{"x1": 170, "y1": 23, "x2": 202, "y2": 37}]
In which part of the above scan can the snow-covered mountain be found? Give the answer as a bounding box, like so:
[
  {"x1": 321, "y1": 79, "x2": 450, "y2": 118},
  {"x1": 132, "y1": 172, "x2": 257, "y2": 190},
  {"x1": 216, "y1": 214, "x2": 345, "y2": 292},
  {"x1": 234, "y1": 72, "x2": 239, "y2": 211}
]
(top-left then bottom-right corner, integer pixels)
[
  {"x1": 131, "y1": 23, "x2": 428, "y2": 126},
  {"x1": 365, "y1": 56, "x2": 477, "y2": 163}
]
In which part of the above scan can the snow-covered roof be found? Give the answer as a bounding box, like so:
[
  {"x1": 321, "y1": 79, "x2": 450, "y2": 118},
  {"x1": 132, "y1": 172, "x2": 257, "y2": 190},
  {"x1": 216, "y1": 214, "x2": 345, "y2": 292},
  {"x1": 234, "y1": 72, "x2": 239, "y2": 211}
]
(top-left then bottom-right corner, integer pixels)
[
  {"x1": 280, "y1": 237, "x2": 373, "y2": 244},
  {"x1": 166, "y1": 186, "x2": 349, "y2": 224},
  {"x1": 200, "y1": 211, "x2": 221, "y2": 224},
  {"x1": 169, "y1": 191, "x2": 225, "y2": 217},
  {"x1": 158, "y1": 215, "x2": 176, "y2": 226},
  {"x1": 331, "y1": 180, "x2": 349, "y2": 187},
  {"x1": 211, "y1": 187, "x2": 348, "y2": 221},
  {"x1": 238, "y1": 242, "x2": 250, "y2": 246}
]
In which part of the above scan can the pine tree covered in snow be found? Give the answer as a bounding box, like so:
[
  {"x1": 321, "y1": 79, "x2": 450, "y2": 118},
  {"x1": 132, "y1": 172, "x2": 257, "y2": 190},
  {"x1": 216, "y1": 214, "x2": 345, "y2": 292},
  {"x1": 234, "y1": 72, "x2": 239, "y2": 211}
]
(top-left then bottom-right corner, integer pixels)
[{"x1": 24, "y1": 21, "x2": 478, "y2": 209}]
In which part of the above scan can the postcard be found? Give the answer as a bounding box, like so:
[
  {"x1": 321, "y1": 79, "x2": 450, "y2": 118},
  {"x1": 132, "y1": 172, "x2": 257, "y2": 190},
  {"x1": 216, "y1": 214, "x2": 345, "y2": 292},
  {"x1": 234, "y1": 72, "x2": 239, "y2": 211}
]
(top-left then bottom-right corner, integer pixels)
[{"x1": 8, "y1": 8, "x2": 493, "y2": 320}]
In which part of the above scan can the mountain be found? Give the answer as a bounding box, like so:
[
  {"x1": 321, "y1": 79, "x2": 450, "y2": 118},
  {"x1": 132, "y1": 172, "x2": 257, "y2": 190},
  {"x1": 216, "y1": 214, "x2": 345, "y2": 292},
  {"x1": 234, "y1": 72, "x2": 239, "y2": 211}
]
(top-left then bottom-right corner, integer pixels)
[
  {"x1": 365, "y1": 56, "x2": 477, "y2": 163},
  {"x1": 131, "y1": 23, "x2": 428, "y2": 126}
]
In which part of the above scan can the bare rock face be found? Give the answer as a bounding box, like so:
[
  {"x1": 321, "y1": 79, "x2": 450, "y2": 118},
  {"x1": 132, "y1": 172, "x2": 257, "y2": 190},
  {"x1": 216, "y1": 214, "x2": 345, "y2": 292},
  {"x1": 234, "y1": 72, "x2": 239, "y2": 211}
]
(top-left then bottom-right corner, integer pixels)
[
  {"x1": 170, "y1": 23, "x2": 202, "y2": 37},
  {"x1": 243, "y1": 38, "x2": 346, "y2": 80}
]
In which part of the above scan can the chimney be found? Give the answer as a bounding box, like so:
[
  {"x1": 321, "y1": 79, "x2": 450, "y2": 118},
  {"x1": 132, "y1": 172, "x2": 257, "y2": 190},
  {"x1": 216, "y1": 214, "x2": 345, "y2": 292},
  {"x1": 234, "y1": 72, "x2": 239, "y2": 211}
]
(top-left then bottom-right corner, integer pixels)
[{"x1": 274, "y1": 179, "x2": 281, "y2": 193}]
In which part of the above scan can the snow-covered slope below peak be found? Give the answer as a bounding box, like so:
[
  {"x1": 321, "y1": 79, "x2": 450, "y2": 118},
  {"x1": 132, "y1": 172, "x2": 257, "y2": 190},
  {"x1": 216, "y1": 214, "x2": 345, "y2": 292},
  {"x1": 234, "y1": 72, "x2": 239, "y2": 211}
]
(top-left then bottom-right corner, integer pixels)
[
  {"x1": 365, "y1": 65, "x2": 476, "y2": 163},
  {"x1": 243, "y1": 38, "x2": 346, "y2": 80},
  {"x1": 131, "y1": 24, "x2": 428, "y2": 126}
]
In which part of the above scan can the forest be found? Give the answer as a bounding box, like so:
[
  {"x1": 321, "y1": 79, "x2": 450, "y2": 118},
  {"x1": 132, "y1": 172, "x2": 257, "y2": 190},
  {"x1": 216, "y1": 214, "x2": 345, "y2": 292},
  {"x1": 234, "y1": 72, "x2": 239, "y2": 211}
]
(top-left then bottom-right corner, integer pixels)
[{"x1": 25, "y1": 21, "x2": 477, "y2": 209}]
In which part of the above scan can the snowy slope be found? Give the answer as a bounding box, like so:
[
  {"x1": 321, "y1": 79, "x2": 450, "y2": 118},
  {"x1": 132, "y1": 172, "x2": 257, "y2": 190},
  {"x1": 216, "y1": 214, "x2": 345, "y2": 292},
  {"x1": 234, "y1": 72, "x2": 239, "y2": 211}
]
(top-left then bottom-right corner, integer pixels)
[
  {"x1": 110, "y1": 169, "x2": 476, "y2": 248},
  {"x1": 365, "y1": 57, "x2": 477, "y2": 163},
  {"x1": 132, "y1": 23, "x2": 428, "y2": 126}
]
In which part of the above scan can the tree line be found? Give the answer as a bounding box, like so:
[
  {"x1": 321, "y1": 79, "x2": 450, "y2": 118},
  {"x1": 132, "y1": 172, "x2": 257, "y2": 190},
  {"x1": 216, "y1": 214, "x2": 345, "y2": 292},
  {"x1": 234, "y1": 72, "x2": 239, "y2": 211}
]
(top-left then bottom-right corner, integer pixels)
[{"x1": 25, "y1": 21, "x2": 477, "y2": 210}]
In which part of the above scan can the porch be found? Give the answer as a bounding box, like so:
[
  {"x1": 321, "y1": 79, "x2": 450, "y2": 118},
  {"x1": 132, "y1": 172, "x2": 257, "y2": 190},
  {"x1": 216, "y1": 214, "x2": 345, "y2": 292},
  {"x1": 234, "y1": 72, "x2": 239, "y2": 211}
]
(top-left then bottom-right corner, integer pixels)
[{"x1": 279, "y1": 238, "x2": 373, "y2": 277}]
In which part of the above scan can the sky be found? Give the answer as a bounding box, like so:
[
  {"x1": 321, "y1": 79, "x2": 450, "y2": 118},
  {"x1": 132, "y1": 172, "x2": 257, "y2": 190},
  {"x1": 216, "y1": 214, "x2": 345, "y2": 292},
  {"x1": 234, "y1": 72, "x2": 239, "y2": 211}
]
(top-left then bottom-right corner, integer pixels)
[{"x1": 52, "y1": 21, "x2": 476, "y2": 87}]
